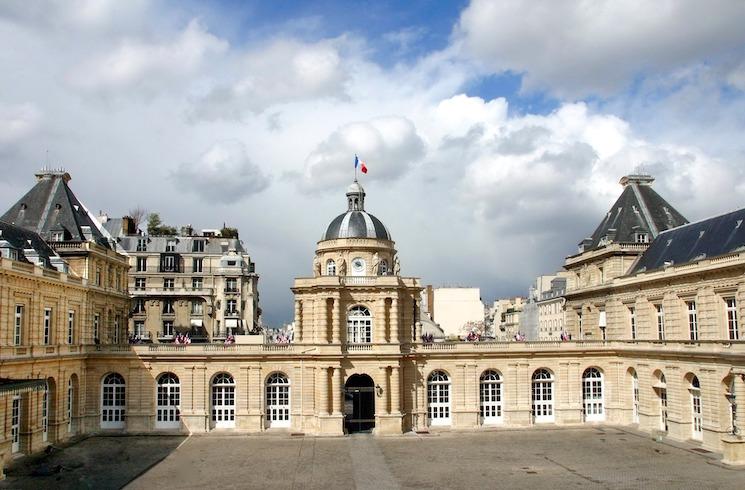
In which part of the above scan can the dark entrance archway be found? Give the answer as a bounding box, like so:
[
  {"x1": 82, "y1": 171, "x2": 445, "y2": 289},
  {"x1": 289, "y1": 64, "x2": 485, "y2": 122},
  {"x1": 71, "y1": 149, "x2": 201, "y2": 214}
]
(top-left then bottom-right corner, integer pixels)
[{"x1": 344, "y1": 374, "x2": 375, "y2": 433}]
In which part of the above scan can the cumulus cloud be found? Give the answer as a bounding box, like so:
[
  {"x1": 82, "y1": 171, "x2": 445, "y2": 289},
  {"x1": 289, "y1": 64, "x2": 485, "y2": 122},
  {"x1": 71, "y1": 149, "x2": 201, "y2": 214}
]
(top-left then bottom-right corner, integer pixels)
[
  {"x1": 299, "y1": 116, "x2": 425, "y2": 192},
  {"x1": 171, "y1": 140, "x2": 271, "y2": 203},
  {"x1": 454, "y1": 0, "x2": 745, "y2": 97},
  {"x1": 0, "y1": 102, "x2": 42, "y2": 144},
  {"x1": 190, "y1": 38, "x2": 350, "y2": 119}
]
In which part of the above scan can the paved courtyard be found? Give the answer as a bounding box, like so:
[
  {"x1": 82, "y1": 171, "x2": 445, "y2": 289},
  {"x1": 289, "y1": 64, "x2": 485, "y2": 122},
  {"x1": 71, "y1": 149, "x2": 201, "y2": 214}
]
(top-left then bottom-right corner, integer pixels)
[{"x1": 2, "y1": 427, "x2": 744, "y2": 489}]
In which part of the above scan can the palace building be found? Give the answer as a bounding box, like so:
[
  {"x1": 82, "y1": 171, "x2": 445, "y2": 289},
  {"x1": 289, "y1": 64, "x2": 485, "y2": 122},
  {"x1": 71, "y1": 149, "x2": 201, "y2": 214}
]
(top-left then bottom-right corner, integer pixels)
[{"x1": 2, "y1": 171, "x2": 745, "y2": 475}]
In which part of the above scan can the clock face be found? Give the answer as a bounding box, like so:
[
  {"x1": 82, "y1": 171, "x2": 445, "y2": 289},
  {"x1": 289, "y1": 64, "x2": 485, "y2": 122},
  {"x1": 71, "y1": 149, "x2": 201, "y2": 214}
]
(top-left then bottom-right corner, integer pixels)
[{"x1": 351, "y1": 257, "x2": 366, "y2": 275}]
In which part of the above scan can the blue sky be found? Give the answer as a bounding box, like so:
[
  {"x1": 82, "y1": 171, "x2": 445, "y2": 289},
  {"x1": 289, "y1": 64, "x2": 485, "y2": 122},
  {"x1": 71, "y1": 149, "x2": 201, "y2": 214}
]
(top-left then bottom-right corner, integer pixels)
[{"x1": 1, "y1": 0, "x2": 745, "y2": 325}]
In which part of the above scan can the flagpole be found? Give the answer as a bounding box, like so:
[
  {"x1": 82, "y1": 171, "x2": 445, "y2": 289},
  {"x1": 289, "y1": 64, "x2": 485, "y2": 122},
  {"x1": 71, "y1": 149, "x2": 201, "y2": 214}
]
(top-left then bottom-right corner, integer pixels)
[{"x1": 354, "y1": 154, "x2": 358, "y2": 181}]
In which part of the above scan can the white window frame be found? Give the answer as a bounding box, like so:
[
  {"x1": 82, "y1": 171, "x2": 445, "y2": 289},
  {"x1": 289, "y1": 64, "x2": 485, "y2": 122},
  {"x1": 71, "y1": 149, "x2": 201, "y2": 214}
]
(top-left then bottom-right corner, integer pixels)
[
  {"x1": 136, "y1": 257, "x2": 147, "y2": 272},
  {"x1": 193, "y1": 257, "x2": 203, "y2": 273},
  {"x1": 14, "y1": 304, "x2": 23, "y2": 346},
  {"x1": 11, "y1": 395, "x2": 21, "y2": 453},
  {"x1": 657, "y1": 375, "x2": 668, "y2": 432},
  {"x1": 163, "y1": 300, "x2": 175, "y2": 314},
  {"x1": 162, "y1": 321, "x2": 174, "y2": 338},
  {"x1": 480, "y1": 370, "x2": 503, "y2": 425},
  {"x1": 101, "y1": 373, "x2": 126, "y2": 429},
  {"x1": 632, "y1": 371, "x2": 639, "y2": 424},
  {"x1": 532, "y1": 369, "x2": 554, "y2": 423},
  {"x1": 67, "y1": 310, "x2": 75, "y2": 344},
  {"x1": 347, "y1": 305, "x2": 372, "y2": 344},
  {"x1": 690, "y1": 376, "x2": 702, "y2": 441},
  {"x1": 156, "y1": 373, "x2": 181, "y2": 429},
  {"x1": 629, "y1": 306, "x2": 636, "y2": 340},
  {"x1": 134, "y1": 277, "x2": 146, "y2": 290},
  {"x1": 166, "y1": 240, "x2": 177, "y2": 252},
  {"x1": 67, "y1": 377, "x2": 74, "y2": 434},
  {"x1": 44, "y1": 307, "x2": 52, "y2": 345},
  {"x1": 93, "y1": 313, "x2": 100, "y2": 342},
  {"x1": 427, "y1": 371, "x2": 451, "y2": 426},
  {"x1": 211, "y1": 373, "x2": 236, "y2": 429},
  {"x1": 326, "y1": 259, "x2": 336, "y2": 276},
  {"x1": 42, "y1": 384, "x2": 49, "y2": 442},
  {"x1": 726, "y1": 298, "x2": 739, "y2": 340},
  {"x1": 266, "y1": 373, "x2": 291, "y2": 428},
  {"x1": 583, "y1": 368, "x2": 605, "y2": 422},
  {"x1": 114, "y1": 315, "x2": 121, "y2": 344},
  {"x1": 163, "y1": 277, "x2": 175, "y2": 290},
  {"x1": 191, "y1": 300, "x2": 203, "y2": 315},
  {"x1": 656, "y1": 304, "x2": 665, "y2": 340},
  {"x1": 192, "y1": 277, "x2": 203, "y2": 290},
  {"x1": 687, "y1": 301, "x2": 698, "y2": 341}
]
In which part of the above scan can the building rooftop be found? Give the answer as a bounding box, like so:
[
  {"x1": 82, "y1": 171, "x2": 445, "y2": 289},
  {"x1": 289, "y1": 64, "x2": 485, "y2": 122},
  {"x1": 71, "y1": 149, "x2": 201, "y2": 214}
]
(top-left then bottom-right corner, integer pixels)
[{"x1": 0, "y1": 220, "x2": 61, "y2": 269}]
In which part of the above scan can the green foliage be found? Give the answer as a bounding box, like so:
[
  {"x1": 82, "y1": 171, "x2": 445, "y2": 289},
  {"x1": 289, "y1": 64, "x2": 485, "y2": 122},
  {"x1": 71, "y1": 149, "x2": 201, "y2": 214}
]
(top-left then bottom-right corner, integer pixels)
[
  {"x1": 220, "y1": 226, "x2": 239, "y2": 239},
  {"x1": 146, "y1": 212, "x2": 178, "y2": 236}
]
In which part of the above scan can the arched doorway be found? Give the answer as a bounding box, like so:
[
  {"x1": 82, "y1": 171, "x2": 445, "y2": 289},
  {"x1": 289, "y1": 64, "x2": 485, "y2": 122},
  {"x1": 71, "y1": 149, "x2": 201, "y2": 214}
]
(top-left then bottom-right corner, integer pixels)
[{"x1": 344, "y1": 374, "x2": 375, "y2": 433}]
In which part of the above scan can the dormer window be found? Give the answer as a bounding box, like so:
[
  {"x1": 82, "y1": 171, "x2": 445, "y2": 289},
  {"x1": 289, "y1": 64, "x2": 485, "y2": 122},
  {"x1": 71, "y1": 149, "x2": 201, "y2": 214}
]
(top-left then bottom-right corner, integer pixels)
[
  {"x1": 51, "y1": 231, "x2": 64, "y2": 242},
  {"x1": 635, "y1": 233, "x2": 649, "y2": 243},
  {"x1": 598, "y1": 236, "x2": 609, "y2": 246},
  {"x1": 166, "y1": 239, "x2": 177, "y2": 252},
  {"x1": 136, "y1": 238, "x2": 147, "y2": 252},
  {"x1": 192, "y1": 240, "x2": 205, "y2": 252}
]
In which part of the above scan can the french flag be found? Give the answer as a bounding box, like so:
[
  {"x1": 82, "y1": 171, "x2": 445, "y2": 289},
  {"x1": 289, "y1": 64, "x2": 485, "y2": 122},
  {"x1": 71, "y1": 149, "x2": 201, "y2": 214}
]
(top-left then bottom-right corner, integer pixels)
[{"x1": 354, "y1": 155, "x2": 368, "y2": 174}]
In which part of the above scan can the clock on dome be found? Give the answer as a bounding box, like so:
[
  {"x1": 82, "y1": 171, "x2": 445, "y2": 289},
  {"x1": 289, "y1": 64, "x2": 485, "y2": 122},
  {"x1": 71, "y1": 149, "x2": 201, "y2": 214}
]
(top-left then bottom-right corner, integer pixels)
[{"x1": 351, "y1": 257, "x2": 366, "y2": 276}]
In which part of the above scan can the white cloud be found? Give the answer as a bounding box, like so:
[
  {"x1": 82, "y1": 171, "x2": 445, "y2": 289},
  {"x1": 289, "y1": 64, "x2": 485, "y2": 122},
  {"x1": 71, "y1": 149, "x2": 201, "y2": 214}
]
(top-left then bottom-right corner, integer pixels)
[
  {"x1": 171, "y1": 140, "x2": 271, "y2": 203},
  {"x1": 0, "y1": 102, "x2": 41, "y2": 144},
  {"x1": 454, "y1": 0, "x2": 745, "y2": 97}
]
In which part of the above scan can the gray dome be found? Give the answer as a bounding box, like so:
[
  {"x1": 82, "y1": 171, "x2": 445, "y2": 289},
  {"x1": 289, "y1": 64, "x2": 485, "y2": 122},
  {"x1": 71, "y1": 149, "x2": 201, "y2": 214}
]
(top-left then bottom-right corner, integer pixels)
[{"x1": 323, "y1": 211, "x2": 391, "y2": 241}]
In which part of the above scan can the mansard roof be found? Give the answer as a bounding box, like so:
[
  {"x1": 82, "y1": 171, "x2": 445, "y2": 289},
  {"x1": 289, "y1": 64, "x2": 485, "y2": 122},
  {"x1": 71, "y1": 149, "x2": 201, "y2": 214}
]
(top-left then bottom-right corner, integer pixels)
[
  {"x1": 630, "y1": 207, "x2": 745, "y2": 274},
  {"x1": 582, "y1": 174, "x2": 688, "y2": 250},
  {"x1": 0, "y1": 220, "x2": 59, "y2": 268},
  {"x1": 0, "y1": 169, "x2": 111, "y2": 249}
]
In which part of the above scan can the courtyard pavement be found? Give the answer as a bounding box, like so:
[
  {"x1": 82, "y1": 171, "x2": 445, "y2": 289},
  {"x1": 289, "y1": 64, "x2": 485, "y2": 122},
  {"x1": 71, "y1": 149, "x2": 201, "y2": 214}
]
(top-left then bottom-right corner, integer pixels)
[{"x1": 2, "y1": 427, "x2": 744, "y2": 489}]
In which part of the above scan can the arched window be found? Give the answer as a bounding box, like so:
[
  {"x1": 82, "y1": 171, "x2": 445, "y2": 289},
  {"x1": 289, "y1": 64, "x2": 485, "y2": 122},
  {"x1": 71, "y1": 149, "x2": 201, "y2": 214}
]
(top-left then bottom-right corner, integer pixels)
[
  {"x1": 630, "y1": 369, "x2": 639, "y2": 424},
  {"x1": 68, "y1": 375, "x2": 77, "y2": 434},
  {"x1": 379, "y1": 259, "x2": 388, "y2": 275},
  {"x1": 156, "y1": 373, "x2": 180, "y2": 429},
  {"x1": 266, "y1": 373, "x2": 291, "y2": 428},
  {"x1": 211, "y1": 373, "x2": 235, "y2": 429},
  {"x1": 655, "y1": 373, "x2": 668, "y2": 432},
  {"x1": 101, "y1": 373, "x2": 126, "y2": 429},
  {"x1": 690, "y1": 376, "x2": 702, "y2": 440},
  {"x1": 532, "y1": 369, "x2": 554, "y2": 423},
  {"x1": 347, "y1": 306, "x2": 372, "y2": 343},
  {"x1": 583, "y1": 368, "x2": 604, "y2": 421},
  {"x1": 480, "y1": 370, "x2": 502, "y2": 424},
  {"x1": 428, "y1": 371, "x2": 451, "y2": 426},
  {"x1": 326, "y1": 259, "x2": 336, "y2": 276}
]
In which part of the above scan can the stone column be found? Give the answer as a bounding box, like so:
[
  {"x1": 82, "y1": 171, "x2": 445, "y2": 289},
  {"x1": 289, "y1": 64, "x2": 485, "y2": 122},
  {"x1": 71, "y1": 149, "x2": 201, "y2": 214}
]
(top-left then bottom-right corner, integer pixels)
[
  {"x1": 379, "y1": 366, "x2": 390, "y2": 415},
  {"x1": 318, "y1": 367, "x2": 329, "y2": 416},
  {"x1": 391, "y1": 366, "x2": 401, "y2": 414},
  {"x1": 332, "y1": 367, "x2": 343, "y2": 415},
  {"x1": 294, "y1": 300, "x2": 303, "y2": 342},
  {"x1": 722, "y1": 371, "x2": 745, "y2": 465},
  {"x1": 734, "y1": 372, "x2": 745, "y2": 433},
  {"x1": 390, "y1": 297, "x2": 399, "y2": 344},
  {"x1": 331, "y1": 297, "x2": 340, "y2": 344},
  {"x1": 375, "y1": 298, "x2": 386, "y2": 343}
]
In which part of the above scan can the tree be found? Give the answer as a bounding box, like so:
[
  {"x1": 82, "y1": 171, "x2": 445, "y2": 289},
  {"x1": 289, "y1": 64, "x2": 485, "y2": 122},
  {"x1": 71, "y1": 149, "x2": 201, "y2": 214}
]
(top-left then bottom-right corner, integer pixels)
[
  {"x1": 220, "y1": 226, "x2": 239, "y2": 239},
  {"x1": 147, "y1": 213, "x2": 178, "y2": 236},
  {"x1": 127, "y1": 206, "x2": 147, "y2": 230}
]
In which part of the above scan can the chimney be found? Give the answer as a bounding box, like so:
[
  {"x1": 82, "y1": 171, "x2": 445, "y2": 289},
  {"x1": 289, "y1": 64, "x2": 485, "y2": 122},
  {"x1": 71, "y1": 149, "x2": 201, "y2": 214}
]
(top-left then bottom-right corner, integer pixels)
[
  {"x1": 619, "y1": 174, "x2": 654, "y2": 187},
  {"x1": 122, "y1": 216, "x2": 135, "y2": 235}
]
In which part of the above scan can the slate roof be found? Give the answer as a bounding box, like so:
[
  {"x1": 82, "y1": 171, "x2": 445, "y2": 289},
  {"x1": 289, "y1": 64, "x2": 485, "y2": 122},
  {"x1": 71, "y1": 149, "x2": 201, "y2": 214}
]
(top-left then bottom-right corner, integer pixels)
[
  {"x1": 630, "y1": 207, "x2": 745, "y2": 274},
  {"x1": 118, "y1": 235, "x2": 246, "y2": 254},
  {"x1": 583, "y1": 175, "x2": 688, "y2": 250},
  {"x1": 0, "y1": 170, "x2": 111, "y2": 249},
  {"x1": 0, "y1": 220, "x2": 59, "y2": 268},
  {"x1": 322, "y1": 180, "x2": 392, "y2": 241}
]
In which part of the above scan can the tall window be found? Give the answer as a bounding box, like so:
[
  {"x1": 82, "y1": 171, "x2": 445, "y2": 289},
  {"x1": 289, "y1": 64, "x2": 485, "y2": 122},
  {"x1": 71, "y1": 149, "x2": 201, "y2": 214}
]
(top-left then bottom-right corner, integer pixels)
[
  {"x1": 67, "y1": 377, "x2": 74, "y2": 433},
  {"x1": 135, "y1": 277, "x2": 146, "y2": 290},
  {"x1": 136, "y1": 257, "x2": 147, "y2": 272},
  {"x1": 656, "y1": 304, "x2": 665, "y2": 340},
  {"x1": 226, "y1": 299, "x2": 237, "y2": 314},
  {"x1": 134, "y1": 320, "x2": 146, "y2": 338},
  {"x1": 577, "y1": 312, "x2": 583, "y2": 338},
  {"x1": 93, "y1": 314, "x2": 100, "y2": 342},
  {"x1": 266, "y1": 373, "x2": 291, "y2": 428},
  {"x1": 101, "y1": 373, "x2": 126, "y2": 429},
  {"x1": 657, "y1": 374, "x2": 668, "y2": 432},
  {"x1": 726, "y1": 298, "x2": 739, "y2": 340},
  {"x1": 136, "y1": 238, "x2": 147, "y2": 252},
  {"x1": 192, "y1": 240, "x2": 205, "y2": 252},
  {"x1": 532, "y1": 369, "x2": 554, "y2": 423},
  {"x1": 42, "y1": 382, "x2": 49, "y2": 442},
  {"x1": 14, "y1": 304, "x2": 24, "y2": 346},
  {"x1": 191, "y1": 300, "x2": 203, "y2": 315},
  {"x1": 156, "y1": 373, "x2": 180, "y2": 429},
  {"x1": 95, "y1": 268, "x2": 101, "y2": 286},
  {"x1": 347, "y1": 306, "x2": 372, "y2": 343},
  {"x1": 226, "y1": 278, "x2": 238, "y2": 292},
  {"x1": 211, "y1": 373, "x2": 235, "y2": 428},
  {"x1": 583, "y1": 368, "x2": 604, "y2": 421},
  {"x1": 690, "y1": 376, "x2": 702, "y2": 441},
  {"x1": 162, "y1": 321, "x2": 174, "y2": 338},
  {"x1": 192, "y1": 257, "x2": 203, "y2": 273},
  {"x1": 113, "y1": 315, "x2": 121, "y2": 344},
  {"x1": 631, "y1": 371, "x2": 639, "y2": 424},
  {"x1": 162, "y1": 255, "x2": 176, "y2": 272},
  {"x1": 629, "y1": 307, "x2": 636, "y2": 340},
  {"x1": 326, "y1": 259, "x2": 336, "y2": 276},
  {"x1": 133, "y1": 298, "x2": 146, "y2": 314},
  {"x1": 687, "y1": 301, "x2": 698, "y2": 341},
  {"x1": 379, "y1": 259, "x2": 388, "y2": 275},
  {"x1": 11, "y1": 396, "x2": 20, "y2": 453},
  {"x1": 44, "y1": 308, "x2": 52, "y2": 345},
  {"x1": 163, "y1": 300, "x2": 175, "y2": 314},
  {"x1": 480, "y1": 370, "x2": 502, "y2": 424},
  {"x1": 427, "y1": 371, "x2": 451, "y2": 426},
  {"x1": 67, "y1": 310, "x2": 75, "y2": 344}
]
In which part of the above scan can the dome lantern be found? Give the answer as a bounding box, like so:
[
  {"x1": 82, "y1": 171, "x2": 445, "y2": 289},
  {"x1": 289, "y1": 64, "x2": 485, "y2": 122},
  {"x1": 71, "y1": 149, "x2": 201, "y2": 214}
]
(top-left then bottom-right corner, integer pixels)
[{"x1": 322, "y1": 180, "x2": 391, "y2": 241}]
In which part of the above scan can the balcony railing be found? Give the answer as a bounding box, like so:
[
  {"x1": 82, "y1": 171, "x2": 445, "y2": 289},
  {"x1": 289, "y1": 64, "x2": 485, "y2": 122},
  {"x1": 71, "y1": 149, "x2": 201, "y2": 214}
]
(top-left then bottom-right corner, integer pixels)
[
  {"x1": 224, "y1": 310, "x2": 240, "y2": 318},
  {"x1": 224, "y1": 288, "x2": 239, "y2": 294}
]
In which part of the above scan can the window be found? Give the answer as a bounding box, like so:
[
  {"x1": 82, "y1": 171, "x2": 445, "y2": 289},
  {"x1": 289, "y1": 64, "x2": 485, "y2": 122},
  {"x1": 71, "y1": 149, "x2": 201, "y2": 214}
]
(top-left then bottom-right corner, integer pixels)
[
  {"x1": 656, "y1": 304, "x2": 665, "y2": 340},
  {"x1": 136, "y1": 257, "x2": 147, "y2": 272},
  {"x1": 690, "y1": 376, "x2": 702, "y2": 441},
  {"x1": 427, "y1": 371, "x2": 451, "y2": 426},
  {"x1": 480, "y1": 370, "x2": 502, "y2": 424},
  {"x1": 226, "y1": 299, "x2": 237, "y2": 315},
  {"x1": 133, "y1": 298, "x2": 146, "y2": 314},
  {"x1": 583, "y1": 368, "x2": 604, "y2": 421},
  {"x1": 657, "y1": 374, "x2": 668, "y2": 432},
  {"x1": 192, "y1": 240, "x2": 205, "y2": 252},
  {"x1": 225, "y1": 278, "x2": 237, "y2": 292},
  {"x1": 163, "y1": 277, "x2": 175, "y2": 290},
  {"x1": 156, "y1": 373, "x2": 180, "y2": 429},
  {"x1": 95, "y1": 268, "x2": 101, "y2": 286},
  {"x1": 134, "y1": 320, "x2": 146, "y2": 338},
  {"x1": 631, "y1": 371, "x2": 639, "y2": 424},
  {"x1": 67, "y1": 310, "x2": 75, "y2": 344},
  {"x1": 379, "y1": 259, "x2": 388, "y2": 275},
  {"x1": 347, "y1": 305, "x2": 372, "y2": 343},
  {"x1": 191, "y1": 300, "x2": 203, "y2": 315},
  {"x1": 11, "y1": 396, "x2": 20, "y2": 453},
  {"x1": 67, "y1": 376, "x2": 75, "y2": 433},
  {"x1": 14, "y1": 304, "x2": 23, "y2": 346},
  {"x1": 687, "y1": 301, "x2": 698, "y2": 341},
  {"x1": 635, "y1": 232, "x2": 649, "y2": 243},
  {"x1": 51, "y1": 231, "x2": 64, "y2": 242},
  {"x1": 266, "y1": 373, "x2": 290, "y2": 428},
  {"x1": 134, "y1": 277, "x2": 146, "y2": 290},
  {"x1": 114, "y1": 315, "x2": 120, "y2": 344},
  {"x1": 166, "y1": 240, "x2": 177, "y2": 252},
  {"x1": 577, "y1": 311, "x2": 583, "y2": 338},
  {"x1": 93, "y1": 313, "x2": 100, "y2": 342},
  {"x1": 163, "y1": 300, "x2": 175, "y2": 315},
  {"x1": 162, "y1": 321, "x2": 174, "y2": 338},
  {"x1": 136, "y1": 238, "x2": 147, "y2": 252},
  {"x1": 532, "y1": 369, "x2": 554, "y2": 423},
  {"x1": 326, "y1": 259, "x2": 336, "y2": 276},
  {"x1": 211, "y1": 373, "x2": 235, "y2": 428},
  {"x1": 162, "y1": 255, "x2": 176, "y2": 272},
  {"x1": 192, "y1": 258, "x2": 203, "y2": 273},
  {"x1": 42, "y1": 382, "x2": 49, "y2": 442},
  {"x1": 726, "y1": 298, "x2": 739, "y2": 340},
  {"x1": 43, "y1": 308, "x2": 52, "y2": 345},
  {"x1": 192, "y1": 277, "x2": 203, "y2": 290},
  {"x1": 629, "y1": 307, "x2": 636, "y2": 340},
  {"x1": 101, "y1": 373, "x2": 126, "y2": 429}
]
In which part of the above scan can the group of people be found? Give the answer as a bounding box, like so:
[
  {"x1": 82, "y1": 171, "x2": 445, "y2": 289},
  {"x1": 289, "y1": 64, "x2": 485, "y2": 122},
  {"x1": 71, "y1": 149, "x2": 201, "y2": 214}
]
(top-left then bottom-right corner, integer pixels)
[
  {"x1": 173, "y1": 333, "x2": 192, "y2": 344},
  {"x1": 223, "y1": 334, "x2": 236, "y2": 345},
  {"x1": 513, "y1": 331, "x2": 527, "y2": 341},
  {"x1": 560, "y1": 331, "x2": 571, "y2": 341}
]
